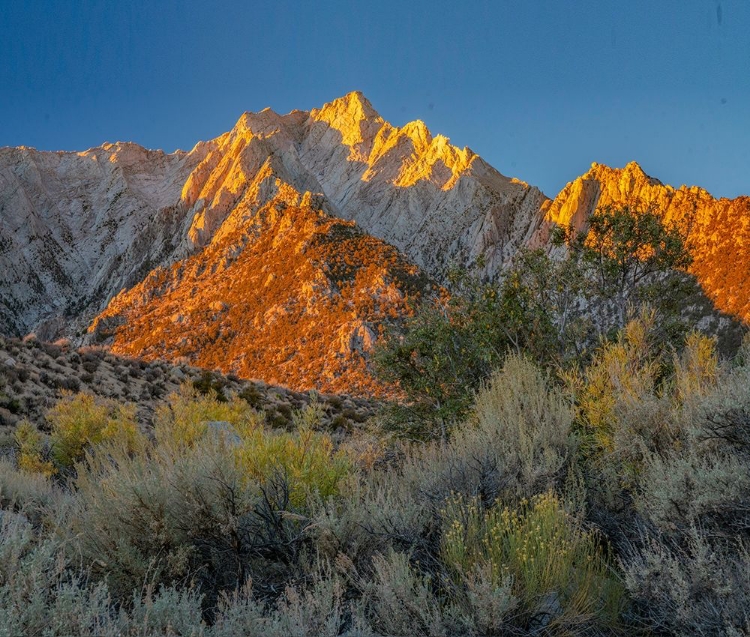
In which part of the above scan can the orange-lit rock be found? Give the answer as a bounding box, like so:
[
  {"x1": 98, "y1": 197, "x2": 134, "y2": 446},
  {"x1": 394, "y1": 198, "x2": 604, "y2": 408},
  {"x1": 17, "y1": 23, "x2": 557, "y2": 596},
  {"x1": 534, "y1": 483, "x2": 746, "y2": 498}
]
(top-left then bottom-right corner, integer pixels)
[
  {"x1": 90, "y1": 201, "x2": 429, "y2": 396},
  {"x1": 547, "y1": 162, "x2": 750, "y2": 322}
]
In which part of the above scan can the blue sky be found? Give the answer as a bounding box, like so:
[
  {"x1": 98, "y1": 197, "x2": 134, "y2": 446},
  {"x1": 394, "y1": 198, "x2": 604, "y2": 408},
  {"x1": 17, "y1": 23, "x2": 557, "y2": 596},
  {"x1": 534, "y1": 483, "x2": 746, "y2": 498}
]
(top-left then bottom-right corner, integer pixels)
[{"x1": 1, "y1": 0, "x2": 748, "y2": 198}]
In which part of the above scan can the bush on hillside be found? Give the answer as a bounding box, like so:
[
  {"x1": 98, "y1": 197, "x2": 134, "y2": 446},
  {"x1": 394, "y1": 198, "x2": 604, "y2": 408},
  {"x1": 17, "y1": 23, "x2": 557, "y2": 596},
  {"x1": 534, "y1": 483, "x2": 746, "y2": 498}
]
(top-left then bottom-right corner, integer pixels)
[
  {"x1": 441, "y1": 491, "x2": 624, "y2": 632},
  {"x1": 47, "y1": 392, "x2": 142, "y2": 468}
]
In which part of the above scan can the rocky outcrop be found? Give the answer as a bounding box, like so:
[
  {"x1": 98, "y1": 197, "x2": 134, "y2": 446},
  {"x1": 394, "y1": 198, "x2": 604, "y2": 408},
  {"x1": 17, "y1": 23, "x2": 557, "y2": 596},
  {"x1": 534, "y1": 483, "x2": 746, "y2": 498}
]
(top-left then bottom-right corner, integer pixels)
[{"x1": 547, "y1": 162, "x2": 750, "y2": 322}]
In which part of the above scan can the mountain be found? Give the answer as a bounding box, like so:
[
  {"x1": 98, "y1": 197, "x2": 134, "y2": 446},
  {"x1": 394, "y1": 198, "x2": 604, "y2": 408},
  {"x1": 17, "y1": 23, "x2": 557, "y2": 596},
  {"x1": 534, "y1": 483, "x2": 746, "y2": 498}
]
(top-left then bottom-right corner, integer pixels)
[
  {"x1": 89, "y1": 201, "x2": 429, "y2": 396},
  {"x1": 547, "y1": 161, "x2": 750, "y2": 322},
  {"x1": 0, "y1": 92, "x2": 748, "y2": 394},
  {"x1": 0, "y1": 92, "x2": 546, "y2": 339}
]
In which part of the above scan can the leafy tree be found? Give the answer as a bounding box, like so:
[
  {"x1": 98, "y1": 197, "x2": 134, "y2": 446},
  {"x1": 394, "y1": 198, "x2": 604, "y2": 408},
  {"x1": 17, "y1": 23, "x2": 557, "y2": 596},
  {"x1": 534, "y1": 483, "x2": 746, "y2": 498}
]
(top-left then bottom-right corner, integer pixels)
[
  {"x1": 558, "y1": 202, "x2": 693, "y2": 331},
  {"x1": 373, "y1": 269, "x2": 559, "y2": 438},
  {"x1": 375, "y1": 204, "x2": 696, "y2": 437}
]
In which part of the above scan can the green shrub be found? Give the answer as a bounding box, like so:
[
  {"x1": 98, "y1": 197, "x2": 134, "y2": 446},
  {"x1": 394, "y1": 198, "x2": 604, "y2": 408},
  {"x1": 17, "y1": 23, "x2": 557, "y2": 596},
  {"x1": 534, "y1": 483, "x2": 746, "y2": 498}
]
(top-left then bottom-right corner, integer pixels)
[
  {"x1": 441, "y1": 491, "x2": 625, "y2": 631},
  {"x1": 14, "y1": 420, "x2": 54, "y2": 476},
  {"x1": 155, "y1": 383, "x2": 261, "y2": 449},
  {"x1": 360, "y1": 549, "x2": 447, "y2": 637},
  {"x1": 235, "y1": 426, "x2": 350, "y2": 508},
  {"x1": 47, "y1": 392, "x2": 142, "y2": 468},
  {"x1": 623, "y1": 530, "x2": 750, "y2": 636}
]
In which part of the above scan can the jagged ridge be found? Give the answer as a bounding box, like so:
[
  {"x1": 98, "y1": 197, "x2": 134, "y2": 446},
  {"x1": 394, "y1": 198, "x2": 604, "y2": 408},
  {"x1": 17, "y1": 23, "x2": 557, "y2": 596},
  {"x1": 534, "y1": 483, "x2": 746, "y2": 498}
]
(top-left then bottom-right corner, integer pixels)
[{"x1": 547, "y1": 161, "x2": 750, "y2": 322}]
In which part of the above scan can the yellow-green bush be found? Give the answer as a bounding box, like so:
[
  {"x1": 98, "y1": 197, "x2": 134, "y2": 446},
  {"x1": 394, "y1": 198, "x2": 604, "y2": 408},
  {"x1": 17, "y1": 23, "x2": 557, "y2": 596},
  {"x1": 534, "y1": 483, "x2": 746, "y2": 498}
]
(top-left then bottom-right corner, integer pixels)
[
  {"x1": 571, "y1": 310, "x2": 663, "y2": 454},
  {"x1": 154, "y1": 386, "x2": 349, "y2": 508},
  {"x1": 47, "y1": 393, "x2": 142, "y2": 468},
  {"x1": 154, "y1": 383, "x2": 262, "y2": 449},
  {"x1": 441, "y1": 492, "x2": 625, "y2": 629},
  {"x1": 14, "y1": 420, "x2": 55, "y2": 476},
  {"x1": 235, "y1": 426, "x2": 350, "y2": 508}
]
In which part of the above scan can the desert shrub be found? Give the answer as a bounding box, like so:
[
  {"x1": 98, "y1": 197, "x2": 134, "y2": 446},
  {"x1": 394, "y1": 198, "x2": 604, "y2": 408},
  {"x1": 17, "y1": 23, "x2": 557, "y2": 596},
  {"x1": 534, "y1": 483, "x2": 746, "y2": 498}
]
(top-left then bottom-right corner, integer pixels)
[
  {"x1": 623, "y1": 530, "x2": 750, "y2": 636},
  {"x1": 441, "y1": 491, "x2": 625, "y2": 632},
  {"x1": 637, "y1": 451, "x2": 750, "y2": 536},
  {"x1": 71, "y1": 438, "x2": 299, "y2": 604},
  {"x1": 359, "y1": 549, "x2": 448, "y2": 637},
  {"x1": 234, "y1": 425, "x2": 351, "y2": 508},
  {"x1": 155, "y1": 383, "x2": 261, "y2": 449},
  {"x1": 126, "y1": 585, "x2": 207, "y2": 636},
  {"x1": 211, "y1": 574, "x2": 344, "y2": 637},
  {"x1": 617, "y1": 334, "x2": 750, "y2": 634},
  {"x1": 572, "y1": 310, "x2": 665, "y2": 454},
  {"x1": 689, "y1": 350, "x2": 750, "y2": 455},
  {"x1": 470, "y1": 354, "x2": 576, "y2": 498},
  {"x1": 155, "y1": 386, "x2": 348, "y2": 508},
  {"x1": 238, "y1": 384, "x2": 263, "y2": 409},
  {"x1": 14, "y1": 420, "x2": 54, "y2": 476},
  {"x1": 291, "y1": 393, "x2": 325, "y2": 430},
  {"x1": 71, "y1": 401, "x2": 348, "y2": 607},
  {"x1": 47, "y1": 392, "x2": 142, "y2": 468},
  {"x1": 673, "y1": 331, "x2": 719, "y2": 406},
  {"x1": 0, "y1": 458, "x2": 63, "y2": 528},
  {"x1": 0, "y1": 509, "x2": 212, "y2": 637},
  {"x1": 396, "y1": 354, "x2": 576, "y2": 508},
  {"x1": 316, "y1": 356, "x2": 577, "y2": 580},
  {"x1": 193, "y1": 370, "x2": 228, "y2": 401},
  {"x1": 311, "y1": 462, "x2": 436, "y2": 586},
  {"x1": 0, "y1": 510, "x2": 115, "y2": 637}
]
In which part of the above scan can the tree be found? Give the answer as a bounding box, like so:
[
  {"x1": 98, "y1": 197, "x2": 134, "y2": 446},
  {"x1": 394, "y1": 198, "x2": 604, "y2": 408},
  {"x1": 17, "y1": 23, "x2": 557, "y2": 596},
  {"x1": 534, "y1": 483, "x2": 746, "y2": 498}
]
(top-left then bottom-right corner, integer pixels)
[
  {"x1": 373, "y1": 269, "x2": 560, "y2": 438},
  {"x1": 375, "y1": 204, "x2": 696, "y2": 438},
  {"x1": 561, "y1": 202, "x2": 693, "y2": 330}
]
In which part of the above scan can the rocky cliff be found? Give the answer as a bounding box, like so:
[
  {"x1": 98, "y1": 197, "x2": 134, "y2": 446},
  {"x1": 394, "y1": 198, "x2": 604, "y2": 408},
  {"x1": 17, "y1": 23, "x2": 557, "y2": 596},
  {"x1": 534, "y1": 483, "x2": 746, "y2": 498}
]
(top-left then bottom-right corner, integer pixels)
[
  {"x1": 547, "y1": 161, "x2": 750, "y2": 322},
  {"x1": 177, "y1": 92, "x2": 549, "y2": 280}
]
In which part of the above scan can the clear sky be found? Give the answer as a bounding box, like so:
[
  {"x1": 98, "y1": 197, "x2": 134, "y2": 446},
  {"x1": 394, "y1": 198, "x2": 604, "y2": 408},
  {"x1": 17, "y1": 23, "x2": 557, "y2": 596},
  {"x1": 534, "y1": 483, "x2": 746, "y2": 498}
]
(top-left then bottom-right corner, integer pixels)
[{"x1": 1, "y1": 1, "x2": 748, "y2": 198}]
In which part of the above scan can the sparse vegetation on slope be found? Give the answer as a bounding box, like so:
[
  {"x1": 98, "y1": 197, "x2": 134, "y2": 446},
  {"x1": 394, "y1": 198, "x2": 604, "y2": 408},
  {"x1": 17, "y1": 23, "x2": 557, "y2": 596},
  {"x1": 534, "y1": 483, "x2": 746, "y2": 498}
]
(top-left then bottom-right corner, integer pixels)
[{"x1": 0, "y1": 335, "x2": 377, "y2": 433}]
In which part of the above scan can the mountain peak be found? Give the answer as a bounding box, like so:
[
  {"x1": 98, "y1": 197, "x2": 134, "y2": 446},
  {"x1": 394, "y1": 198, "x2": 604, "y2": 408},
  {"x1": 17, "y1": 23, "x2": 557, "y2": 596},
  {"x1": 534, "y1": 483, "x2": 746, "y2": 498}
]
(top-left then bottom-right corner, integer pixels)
[
  {"x1": 317, "y1": 90, "x2": 380, "y2": 121},
  {"x1": 310, "y1": 91, "x2": 384, "y2": 157}
]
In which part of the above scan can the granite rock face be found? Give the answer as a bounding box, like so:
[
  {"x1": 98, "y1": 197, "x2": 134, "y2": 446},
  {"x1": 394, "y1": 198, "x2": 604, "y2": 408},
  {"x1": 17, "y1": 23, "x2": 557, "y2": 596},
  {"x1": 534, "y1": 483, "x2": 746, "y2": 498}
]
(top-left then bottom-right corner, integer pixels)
[{"x1": 0, "y1": 142, "x2": 210, "y2": 336}]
